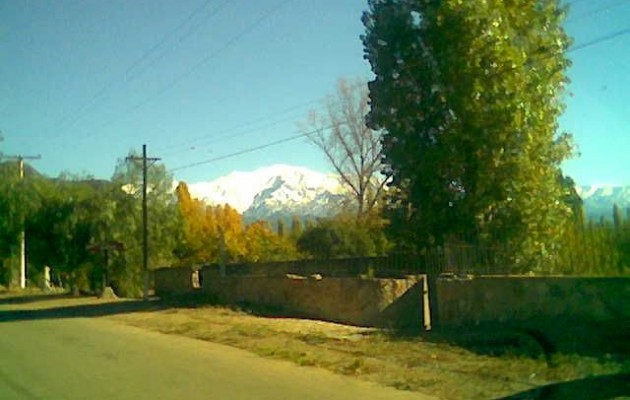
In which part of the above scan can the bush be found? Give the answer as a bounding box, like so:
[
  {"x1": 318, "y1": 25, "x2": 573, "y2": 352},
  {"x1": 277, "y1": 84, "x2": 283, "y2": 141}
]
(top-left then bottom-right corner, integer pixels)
[{"x1": 297, "y1": 216, "x2": 389, "y2": 259}]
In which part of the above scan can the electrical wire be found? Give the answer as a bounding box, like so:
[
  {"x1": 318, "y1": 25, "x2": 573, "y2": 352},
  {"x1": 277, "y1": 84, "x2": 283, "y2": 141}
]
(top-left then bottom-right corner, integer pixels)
[
  {"x1": 159, "y1": 112, "x2": 305, "y2": 157},
  {"x1": 77, "y1": 0, "x2": 293, "y2": 145},
  {"x1": 567, "y1": 0, "x2": 630, "y2": 23},
  {"x1": 169, "y1": 127, "x2": 326, "y2": 172},
  {"x1": 125, "y1": 0, "x2": 233, "y2": 80},
  {"x1": 156, "y1": 81, "x2": 366, "y2": 157},
  {"x1": 165, "y1": 25, "x2": 630, "y2": 173},
  {"x1": 568, "y1": 27, "x2": 630, "y2": 52},
  {"x1": 50, "y1": 0, "x2": 230, "y2": 141},
  {"x1": 156, "y1": 97, "x2": 321, "y2": 155}
]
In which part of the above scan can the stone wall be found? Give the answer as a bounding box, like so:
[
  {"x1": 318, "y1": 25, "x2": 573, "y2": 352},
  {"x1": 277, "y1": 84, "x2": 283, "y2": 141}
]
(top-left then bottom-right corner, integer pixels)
[
  {"x1": 200, "y1": 256, "x2": 427, "y2": 278},
  {"x1": 436, "y1": 276, "x2": 630, "y2": 326},
  {"x1": 202, "y1": 272, "x2": 430, "y2": 329},
  {"x1": 153, "y1": 267, "x2": 197, "y2": 296}
]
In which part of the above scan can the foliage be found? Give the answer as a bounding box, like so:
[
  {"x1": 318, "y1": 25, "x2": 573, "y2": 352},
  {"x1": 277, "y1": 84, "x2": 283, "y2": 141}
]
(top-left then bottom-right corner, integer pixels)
[
  {"x1": 555, "y1": 205, "x2": 630, "y2": 276},
  {"x1": 290, "y1": 215, "x2": 303, "y2": 238},
  {"x1": 301, "y1": 79, "x2": 388, "y2": 218},
  {"x1": 176, "y1": 182, "x2": 297, "y2": 265},
  {"x1": 276, "y1": 219, "x2": 286, "y2": 238},
  {"x1": 297, "y1": 213, "x2": 389, "y2": 259},
  {"x1": 25, "y1": 176, "x2": 109, "y2": 292},
  {"x1": 243, "y1": 220, "x2": 298, "y2": 262},
  {"x1": 0, "y1": 163, "x2": 40, "y2": 258},
  {"x1": 0, "y1": 162, "x2": 44, "y2": 286},
  {"x1": 105, "y1": 153, "x2": 183, "y2": 297},
  {"x1": 362, "y1": 0, "x2": 574, "y2": 271}
]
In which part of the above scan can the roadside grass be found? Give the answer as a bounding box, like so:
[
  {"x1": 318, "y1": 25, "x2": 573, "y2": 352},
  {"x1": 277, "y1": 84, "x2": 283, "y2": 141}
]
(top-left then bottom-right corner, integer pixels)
[{"x1": 108, "y1": 303, "x2": 630, "y2": 400}]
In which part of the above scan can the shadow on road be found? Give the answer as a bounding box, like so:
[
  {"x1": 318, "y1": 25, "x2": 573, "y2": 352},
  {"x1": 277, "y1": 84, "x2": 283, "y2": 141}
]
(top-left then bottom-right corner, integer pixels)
[
  {"x1": 0, "y1": 292, "x2": 77, "y2": 305},
  {"x1": 494, "y1": 373, "x2": 630, "y2": 400},
  {"x1": 0, "y1": 296, "x2": 176, "y2": 323}
]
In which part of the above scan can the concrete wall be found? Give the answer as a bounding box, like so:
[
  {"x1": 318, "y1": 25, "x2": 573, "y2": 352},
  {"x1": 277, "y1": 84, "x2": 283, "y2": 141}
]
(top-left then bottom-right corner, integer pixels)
[
  {"x1": 202, "y1": 273, "x2": 429, "y2": 329},
  {"x1": 436, "y1": 276, "x2": 630, "y2": 326}
]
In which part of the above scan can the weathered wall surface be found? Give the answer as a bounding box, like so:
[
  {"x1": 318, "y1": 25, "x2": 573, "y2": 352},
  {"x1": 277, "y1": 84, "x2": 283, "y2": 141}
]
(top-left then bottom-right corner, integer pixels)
[
  {"x1": 202, "y1": 272, "x2": 428, "y2": 328},
  {"x1": 154, "y1": 267, "x2": 196, "y2": 296},
  {"x1": 200, "y1": 257, "x2": 426, "y2": 278},
  {"x1": 437, "y1": 276, "x2": 630, "y2": 326}
]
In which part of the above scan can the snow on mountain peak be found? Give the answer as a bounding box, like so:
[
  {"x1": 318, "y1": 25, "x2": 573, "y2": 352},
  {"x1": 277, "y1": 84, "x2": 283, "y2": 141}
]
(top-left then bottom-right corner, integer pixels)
[{"x1": 186, "y1": 165, "x2": 346, "y2": 218}]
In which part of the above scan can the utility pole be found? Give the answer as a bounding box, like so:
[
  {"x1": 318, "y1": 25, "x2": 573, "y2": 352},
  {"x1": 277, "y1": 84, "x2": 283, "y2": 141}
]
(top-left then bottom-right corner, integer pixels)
[
  {"x1": 126, "y1": 145, "x2": 160, "y2": 300},
  {"x1": 2, "y1": 154, "x2": 42, "y2": 289}
]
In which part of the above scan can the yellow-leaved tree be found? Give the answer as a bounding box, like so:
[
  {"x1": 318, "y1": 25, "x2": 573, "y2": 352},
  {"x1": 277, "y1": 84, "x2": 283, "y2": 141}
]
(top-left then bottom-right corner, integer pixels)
[
  {"x1": 177, "y1": 182, "x2": 297, "y2": 265},
  {"x1": 243, "y1": 220, "x2": 298, "y2": 262}
]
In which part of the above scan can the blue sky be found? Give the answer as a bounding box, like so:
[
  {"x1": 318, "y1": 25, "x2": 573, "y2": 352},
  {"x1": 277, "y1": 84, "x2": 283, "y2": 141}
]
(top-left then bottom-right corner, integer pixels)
[{"x1": 0, "y1": 0, "x2": 628, "y2": 186}]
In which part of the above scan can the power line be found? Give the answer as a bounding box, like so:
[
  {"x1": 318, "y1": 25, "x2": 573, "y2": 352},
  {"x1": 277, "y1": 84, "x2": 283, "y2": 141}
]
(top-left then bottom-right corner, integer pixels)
[
  {"x1": 157, "y1": 81, "x2": 366, "y2": 157},
  {"x1": 160, "y1": 112, "x2": 305, "y2": 157},
  {"x1": 73, "y1": 0, "x2": 293, "y2": 146},
  {"x1": 567, "y1": 0, "x2": 630, "y2": 22},
  {"x1": 156, "y1": 97, "x2": 320, "y2": 155},
  {"x1": 125, "y1": 0, "x2": 232, "y2": 79},
  {"x1": 48, "y1": 0, "x2": 231, "y2": 142},
  {"x1": 170, "y1": 129, "x2": 320, "y2": 172},
  {"x1": 568, "y1": 27, "x2": 630, "y2": 52},
  {"x1": 167, "y1": 24, "x2": 629, "y2": 174}
]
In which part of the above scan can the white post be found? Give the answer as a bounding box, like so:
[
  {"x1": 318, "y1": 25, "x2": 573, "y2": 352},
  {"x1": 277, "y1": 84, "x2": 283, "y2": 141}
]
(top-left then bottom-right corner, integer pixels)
[{"x1": 18, "y1": 158, "x2": 26, "y2": 289}]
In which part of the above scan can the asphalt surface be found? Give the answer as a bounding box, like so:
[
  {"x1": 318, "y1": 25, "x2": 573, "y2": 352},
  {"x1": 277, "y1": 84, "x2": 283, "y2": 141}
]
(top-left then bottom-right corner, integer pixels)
[{"x1": 0, "y1": 298, "x2": 436, "y2": 400}]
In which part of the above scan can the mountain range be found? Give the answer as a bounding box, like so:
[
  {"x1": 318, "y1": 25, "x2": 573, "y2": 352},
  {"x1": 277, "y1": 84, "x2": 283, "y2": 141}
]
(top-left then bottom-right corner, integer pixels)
[
  {"x1": 575, "y1": 185, "x2": 630, "y2": 220},
  {"x1": 187, "y1": 165, "x2": 348, "y2": 222},
  {"x1": 187, "y1": 164, "x2": 630, "y2": 222}
]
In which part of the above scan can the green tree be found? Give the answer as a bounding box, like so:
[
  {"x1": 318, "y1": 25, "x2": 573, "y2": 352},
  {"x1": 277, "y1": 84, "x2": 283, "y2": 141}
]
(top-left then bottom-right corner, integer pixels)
[
  {"x1": 106, "y1": 153, "x2": 182, "y2": 297},
  {"x1": 243, "y1": 220, "x2": 297, "y2": 262},
  {"x1": 26, "y1": 176, "x2": 109, "y2": 292},
  {"x1": 362, "y1": 0, "x2": 574, "y2": 271},
  {"x1": 613, "y1": 203, "x2": 622, "y2": 228},
  {"x1": 297, "y1": 214, "x2": 389, "y2": 259},
  {"x1": 0, "y1": 162, "x2": 41, "y2": 286}
]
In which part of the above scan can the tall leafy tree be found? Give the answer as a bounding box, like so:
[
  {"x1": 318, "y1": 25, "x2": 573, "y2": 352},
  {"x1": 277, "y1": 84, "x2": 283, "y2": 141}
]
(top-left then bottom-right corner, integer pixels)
[
  {"x1": 107, "y1": 153, "x2": 182, "y2": 296},
  {"x1": 26, "y1": 177, "x2": 106, "y2": 290},
  {"x1": 363, "y1": 0, "x2": 575, "y2": 270},
  {"x1": 0, "y1": 162, "x2": 41, "y2": 286},
  {"x1": 243, "y1": 220, "x2": 297, "y2": 262},
  {"x1": 176, "y1": 183, "x2": 297, "y2": 264}
]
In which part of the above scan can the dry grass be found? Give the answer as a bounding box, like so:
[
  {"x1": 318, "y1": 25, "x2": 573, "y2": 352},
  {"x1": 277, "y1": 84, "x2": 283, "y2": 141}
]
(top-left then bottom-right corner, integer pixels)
[
  {"x1": 2, "y1": 290, "x2": 626, "y2": 399},
  {"x1": 107, "y1": 303, "x2": 629, "y2": 400}
]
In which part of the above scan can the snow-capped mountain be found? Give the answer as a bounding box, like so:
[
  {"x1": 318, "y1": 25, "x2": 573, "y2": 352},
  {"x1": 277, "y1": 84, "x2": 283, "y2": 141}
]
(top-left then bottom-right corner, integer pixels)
[
  {"x1": 186, "y1": 165, "x2": 630, "y2": 223},
  {"x1": 576, "y1": 185, "x2": 630, "y2": 220},
  {"x1": 187, "y1": 165, "x2": 348, "y2": 221}
]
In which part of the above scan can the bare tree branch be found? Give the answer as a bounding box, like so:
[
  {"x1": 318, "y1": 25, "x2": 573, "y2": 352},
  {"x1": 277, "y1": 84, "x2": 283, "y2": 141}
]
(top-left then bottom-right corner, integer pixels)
[{"x1": 301, "y1": 78, "x2": 386, "y2": 218}]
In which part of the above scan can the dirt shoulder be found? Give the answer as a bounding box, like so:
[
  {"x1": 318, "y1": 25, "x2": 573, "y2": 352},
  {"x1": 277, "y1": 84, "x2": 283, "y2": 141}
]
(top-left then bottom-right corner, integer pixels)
[
  {"x1": 2, "y1": 292, "x2": 628, "y2": 399},
  {"x1": 105, "y1": 299, "x2": 629, "y2": 400}
]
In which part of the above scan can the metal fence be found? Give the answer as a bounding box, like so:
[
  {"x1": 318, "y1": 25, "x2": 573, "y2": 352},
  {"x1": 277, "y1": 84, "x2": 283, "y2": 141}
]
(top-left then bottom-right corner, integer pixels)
[{"x1": 198, "y1": 244, "x2": 515, "y2": 279}]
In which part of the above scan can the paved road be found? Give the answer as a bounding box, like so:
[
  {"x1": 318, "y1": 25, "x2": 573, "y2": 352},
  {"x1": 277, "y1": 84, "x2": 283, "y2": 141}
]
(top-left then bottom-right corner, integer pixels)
[{"x1": 0, "y1": 299, "x2": 436, "y2": 400}]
